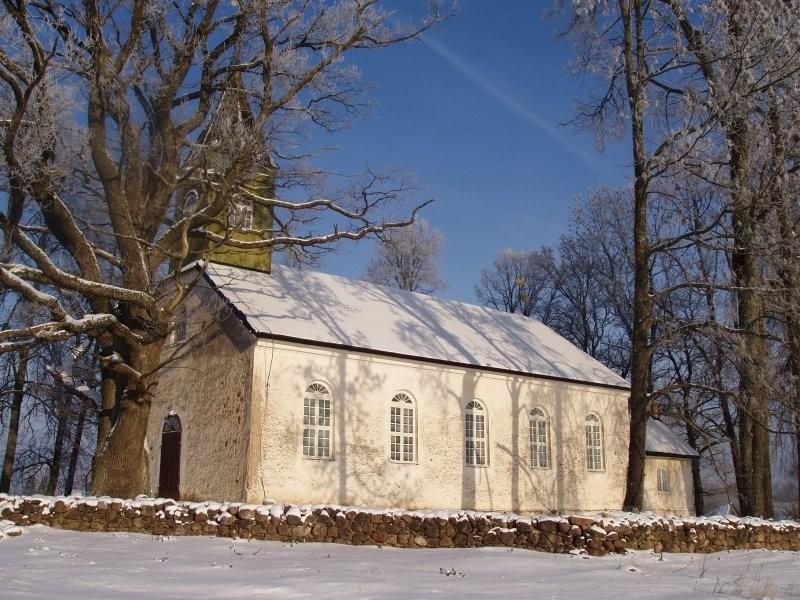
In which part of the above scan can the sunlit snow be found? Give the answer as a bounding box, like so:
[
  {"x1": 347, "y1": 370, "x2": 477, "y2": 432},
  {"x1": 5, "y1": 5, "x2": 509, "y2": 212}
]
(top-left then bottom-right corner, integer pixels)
[{"x1": 0, "y1": 525, "x2": 798, "y2": 599}]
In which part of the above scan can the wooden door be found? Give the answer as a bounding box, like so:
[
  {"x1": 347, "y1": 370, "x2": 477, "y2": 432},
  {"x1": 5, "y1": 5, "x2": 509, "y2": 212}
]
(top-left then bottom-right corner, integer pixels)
[{"x1": 158, "y1": 415, "x2": 181, "y2": 500}]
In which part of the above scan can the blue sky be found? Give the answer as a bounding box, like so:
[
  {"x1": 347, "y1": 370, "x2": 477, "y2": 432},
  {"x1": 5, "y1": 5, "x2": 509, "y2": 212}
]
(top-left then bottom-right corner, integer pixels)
[{"x1": 310, "y1": 0, "x2": 632, "y2": 302}]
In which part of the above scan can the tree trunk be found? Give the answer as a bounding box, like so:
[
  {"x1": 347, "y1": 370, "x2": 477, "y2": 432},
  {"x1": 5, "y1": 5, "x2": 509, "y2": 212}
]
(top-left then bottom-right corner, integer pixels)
[
  {"x1": 728, "y1": 117, "x2": 773, "y2": 517},
  {"x1": 619, "y1": 0, "x2": 654, "y2": 511},
  {"x1": 46, "y1": 392, "x2": 70, "y2": 495},
  {"x1": 771, "y1": 105, "x2": 800, "y2": 517},
  {"x1": 64, "y1": 398, "x2": 90, "y2": 496},
  {"x1": 682, "y1": 395, "x2": 705, "y2": 516},
  {"x1": 787, "y1": 314, "x2": 800, "y2": 516},
  {"x1": 92, "y1": 399, "x2": 152, "y2": 497},
  {"x1": 92, "y1": 342, "x2": 160, "y2": 498},
  {"x1": 1, "y1": 349, "x2": 28, "y2": 493}
]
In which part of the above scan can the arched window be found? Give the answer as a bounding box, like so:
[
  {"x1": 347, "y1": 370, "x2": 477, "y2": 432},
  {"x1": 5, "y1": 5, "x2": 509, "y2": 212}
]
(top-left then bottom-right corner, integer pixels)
[
  {"x1": 465, "y1": 400, "x2": 488, "y2": 466},
  {"x1": 302, "y1": 383, "x2": 332, "y2": 458},
  {"x1": 390, "y1": 393, "x2": 415, "y2": 462},
  {"x1": 529, "y1": 408, "x2": 550, "y2": 469},
  {"x1": 657, "y1": 466, "x2": 670, "y2": 493},
  {"x1": 585, "y1": 413, "x2": 604, "y2": 471}
]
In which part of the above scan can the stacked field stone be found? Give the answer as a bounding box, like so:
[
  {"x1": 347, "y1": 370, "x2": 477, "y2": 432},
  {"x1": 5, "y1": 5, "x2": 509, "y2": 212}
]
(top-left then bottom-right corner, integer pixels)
[{"x1": 1, "y1": 494, "x2": 798, "y2": 555}]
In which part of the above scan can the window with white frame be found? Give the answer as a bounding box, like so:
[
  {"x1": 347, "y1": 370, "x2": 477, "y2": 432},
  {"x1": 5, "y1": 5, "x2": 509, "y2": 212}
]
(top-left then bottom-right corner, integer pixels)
[
  {"x1": 529, "y1": 407, "x2": 550, "y2": 469},
  {"x1": 169, "y1": 304, "x2": 188, "y2": 346},
  {"x1": 390, "y1": 393, "x2": 415, "y2": 462},
  {"x1": 302, "y1": 383, "x2": 332, "y2": 458},
  {"x1": 585, "y1": 413, "x2": 604, "y2": 471},
  {"x1": 465, "y1": 400, "x2": 488, "y2": 466},
  {"x1": 229, "y1": 199, "x2": 253, "y2": 229},
  {"x1": 657, "y1": 466, "x2": 670, "y2": 493}
]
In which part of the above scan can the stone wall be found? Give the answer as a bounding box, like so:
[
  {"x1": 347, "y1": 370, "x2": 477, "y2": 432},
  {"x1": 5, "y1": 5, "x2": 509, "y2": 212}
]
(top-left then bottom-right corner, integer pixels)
[{"x1": 1, "y1": 494, "x2": 798, "y2": 556}]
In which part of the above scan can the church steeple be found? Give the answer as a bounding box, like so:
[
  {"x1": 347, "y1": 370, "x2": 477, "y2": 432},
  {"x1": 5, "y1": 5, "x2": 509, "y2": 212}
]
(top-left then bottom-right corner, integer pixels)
[{"x1": 183, "y1": 76, "x2": 274, "y2": 273}]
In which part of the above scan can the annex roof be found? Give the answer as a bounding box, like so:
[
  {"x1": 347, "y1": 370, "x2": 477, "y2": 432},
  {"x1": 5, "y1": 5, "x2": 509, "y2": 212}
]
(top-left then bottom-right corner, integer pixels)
[
  {"x1": 645, "y1": 419, "x2": 699, "y2": 458},
  {"x1": 198, "y1": 262, "x2": 631, "y2": 390}
]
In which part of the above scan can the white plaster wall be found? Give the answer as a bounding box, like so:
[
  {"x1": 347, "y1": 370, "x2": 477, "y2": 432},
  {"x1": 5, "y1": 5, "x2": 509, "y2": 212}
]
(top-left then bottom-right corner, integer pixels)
[
  {"x1": 251, "y1": 340, "x2": 630, "y2": 514},
  {"x1": 147, "y1": 283, "x2": 256, "y2": 502},
  {"x1": 642, "y1": 456, "x2": 696, "y2": 516}
]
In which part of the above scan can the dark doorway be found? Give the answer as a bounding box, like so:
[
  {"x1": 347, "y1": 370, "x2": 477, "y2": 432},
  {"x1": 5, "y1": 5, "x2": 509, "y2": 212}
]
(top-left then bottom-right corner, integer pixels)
[{"x1": 158, "y1": 414, "x2": 182, "y2": 500}]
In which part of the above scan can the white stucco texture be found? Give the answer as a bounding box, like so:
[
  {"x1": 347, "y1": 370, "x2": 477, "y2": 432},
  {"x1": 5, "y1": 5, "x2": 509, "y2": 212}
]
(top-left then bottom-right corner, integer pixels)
[
  {"x1": 251, "y1": 340, "x2": 630, "y2": 514},
  {"x1": 643, "y1": 456, "x2": 696, "y2": 516}
]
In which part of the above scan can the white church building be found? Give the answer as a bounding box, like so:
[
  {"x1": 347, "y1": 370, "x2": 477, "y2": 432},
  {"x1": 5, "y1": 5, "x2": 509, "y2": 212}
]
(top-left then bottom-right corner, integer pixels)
[{"x1": 146, "y1": 261, "x2": 697, "y2": 516}]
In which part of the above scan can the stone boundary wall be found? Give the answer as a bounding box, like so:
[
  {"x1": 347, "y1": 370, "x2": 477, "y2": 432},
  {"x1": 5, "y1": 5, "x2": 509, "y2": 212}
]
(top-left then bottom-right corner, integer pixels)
[{"x1": 1, "y1": 494, "x2": 799, "y2": 556}]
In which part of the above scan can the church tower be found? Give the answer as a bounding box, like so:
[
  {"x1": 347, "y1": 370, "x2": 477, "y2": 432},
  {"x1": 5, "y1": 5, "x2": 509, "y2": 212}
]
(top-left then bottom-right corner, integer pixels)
[{"x1": 183, "y1": 78, "x2": 275, "y2": 273}]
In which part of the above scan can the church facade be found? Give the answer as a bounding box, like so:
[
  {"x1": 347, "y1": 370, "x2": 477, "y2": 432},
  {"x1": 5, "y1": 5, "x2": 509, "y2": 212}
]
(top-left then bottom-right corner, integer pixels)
[{"x1": 145, "y1": 262, "x2": 698, "y2": 516}]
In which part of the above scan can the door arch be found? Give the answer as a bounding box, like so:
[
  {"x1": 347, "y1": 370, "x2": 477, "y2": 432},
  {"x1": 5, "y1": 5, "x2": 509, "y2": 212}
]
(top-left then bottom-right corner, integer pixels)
[{"x1": 158, "y1": 414, "x2": 182, "y2": 499}]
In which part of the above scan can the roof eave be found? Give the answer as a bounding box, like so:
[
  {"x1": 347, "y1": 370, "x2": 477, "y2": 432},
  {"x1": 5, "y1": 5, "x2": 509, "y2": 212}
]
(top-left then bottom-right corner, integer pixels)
[{"x1": 645, "y1": 450, "x2": 700, "y2": 460}]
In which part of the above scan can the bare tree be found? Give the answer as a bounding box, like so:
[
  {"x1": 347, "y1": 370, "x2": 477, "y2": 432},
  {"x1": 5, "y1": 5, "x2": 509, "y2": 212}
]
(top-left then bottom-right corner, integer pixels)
[
  {"x1": 363, "y1": 219, "x2": 446, "y2": 294},
  {"x1": 652, "y1": 0, "x2": 800, "y2": 517},
  {"x1": 557, "y1": 0, "x2": 800, "y2": 515},
  {"x1": 558, "y1": 0, "x2": 675, "y2": 511},
  {"x1": 0, "y1": 348, "x2": 28, "y2": 493},
  {"x1": 0, "y1": 0, "x2": 449, "y2": 497},
  {"x1": 475, "y1": 249, "x2": 555, "y2": 318}
]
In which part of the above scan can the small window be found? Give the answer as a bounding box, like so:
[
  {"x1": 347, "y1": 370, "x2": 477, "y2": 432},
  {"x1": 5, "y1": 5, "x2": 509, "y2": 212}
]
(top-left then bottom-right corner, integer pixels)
[
  {"x1": 169, "y1": 304, "x2": 188, "y2": 345},
  {"x1": 465, "y1": 400, "x2": 488, "y2": 466},
  {"x1": 657, "y1": 466, "x2": 670, "y2": 493},
  {"x1": 390, "y1": 393, "x2": 415, "y2": 463},
  {"x1": 302, "y1": 383, "x2": 332, "y2": 459},
  {"x1": 229, "y1": 199, "x2": 253, "y2": 229},
  {"x1": 529, "y1": 408, "x2": 550, "y2": 469},
  {"x1": 585, "y1": 413, "x2": 604, "y2": 471}
]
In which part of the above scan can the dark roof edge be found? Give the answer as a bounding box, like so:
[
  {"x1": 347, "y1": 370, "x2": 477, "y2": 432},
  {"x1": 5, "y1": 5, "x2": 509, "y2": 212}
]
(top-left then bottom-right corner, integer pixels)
[
  {"x1": 645, "y1": 450, "x2": 700, "y2": 460},
  {"x1": 197, "y1": 264, "x2": 631, "y2": 393}
]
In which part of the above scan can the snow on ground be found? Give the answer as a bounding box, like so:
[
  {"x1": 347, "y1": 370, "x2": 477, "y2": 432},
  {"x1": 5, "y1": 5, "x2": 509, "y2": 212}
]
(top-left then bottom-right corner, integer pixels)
[{"x1": 0, "y1": 525, "x2": 798, "y2": 599}]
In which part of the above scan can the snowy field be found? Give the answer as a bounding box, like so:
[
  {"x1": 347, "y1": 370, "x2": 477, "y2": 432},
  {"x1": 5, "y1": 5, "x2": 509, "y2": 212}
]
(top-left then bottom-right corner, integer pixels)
[{"x1": 0, "y1": 525, "x2": 798, "y2": 599}]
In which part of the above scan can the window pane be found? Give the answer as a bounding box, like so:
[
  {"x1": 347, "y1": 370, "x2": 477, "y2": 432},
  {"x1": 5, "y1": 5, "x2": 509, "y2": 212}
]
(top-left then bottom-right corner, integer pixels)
[
  {"x1": 403, "y1": 408, "x2": 413, "y2": 434},
  {"x1": 318, "y1": 398, "x2": 330, "y2": 426},
  {"x1": 303, "y1": 428, "x2": 315, "y2": 457},
  {"x1": 317, "y1": 430, "x2": 330, "y2": 458},
  {"x1": 475, "y1": 414, "x2": 485, "y2": 439},
  {"x1": 403, "y1": 435, "x2": 414, "y2": 462},
  {"x1": 475, "y1": 441, "x2": 486, "y2": 465},
  {"x1": 304, "y1": 399, "x2": 315, "y2": 426}
]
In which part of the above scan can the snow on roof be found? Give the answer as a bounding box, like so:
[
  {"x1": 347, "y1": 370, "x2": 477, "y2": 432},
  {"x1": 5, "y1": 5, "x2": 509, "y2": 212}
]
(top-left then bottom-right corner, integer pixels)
[
  {"x1": 646, "y1": 419, "x2": 699, "y2": 458},
  {"x1": 199, "y1": 262, "x2": 630, "y2": 389}
]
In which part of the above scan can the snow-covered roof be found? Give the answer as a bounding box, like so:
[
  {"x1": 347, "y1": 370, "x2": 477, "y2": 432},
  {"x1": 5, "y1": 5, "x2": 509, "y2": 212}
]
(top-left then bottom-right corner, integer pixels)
[
  {"x1": 199, "y1": 262, "x2": 630, "y2": 390},
  {"x1": 646, "y1": 419, "x2": 699, "y2": 458}
]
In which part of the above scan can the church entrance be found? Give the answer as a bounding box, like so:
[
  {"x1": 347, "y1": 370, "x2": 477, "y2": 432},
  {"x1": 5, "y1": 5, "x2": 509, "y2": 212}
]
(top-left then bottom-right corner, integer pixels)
[{"x1": 158, "y1": 414, "x2": 182, "y2": 500}]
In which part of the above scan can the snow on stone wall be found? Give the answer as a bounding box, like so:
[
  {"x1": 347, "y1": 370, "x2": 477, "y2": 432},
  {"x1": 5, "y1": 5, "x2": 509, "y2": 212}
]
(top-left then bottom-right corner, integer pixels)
[{"x1": 1, "y1": 494, "x2": 798, "y2": 556}]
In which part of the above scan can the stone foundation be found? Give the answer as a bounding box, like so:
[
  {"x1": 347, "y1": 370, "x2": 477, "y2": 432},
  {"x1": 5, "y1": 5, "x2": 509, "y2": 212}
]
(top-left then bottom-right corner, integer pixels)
[{"x1": 1, "y1": 494, "x2": 798, "y2": 556}]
